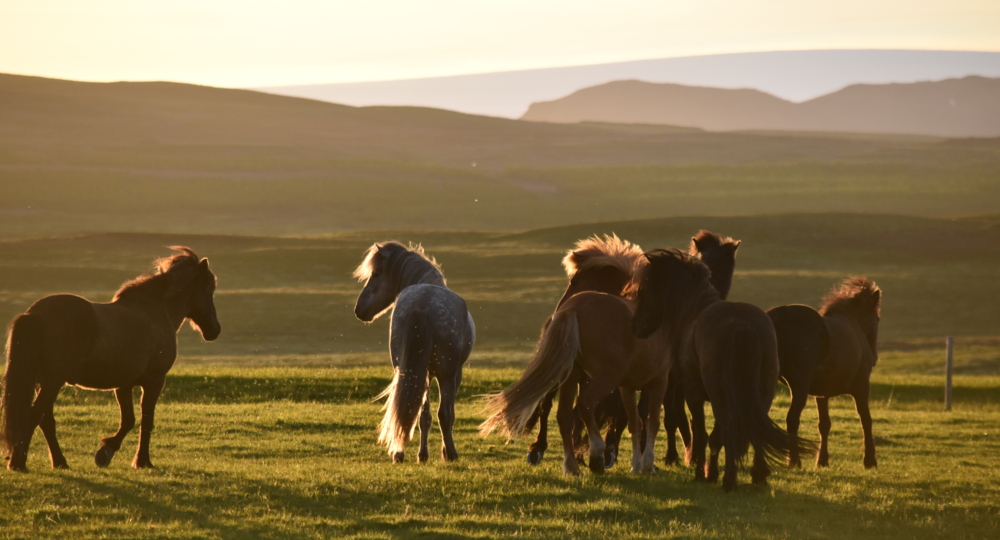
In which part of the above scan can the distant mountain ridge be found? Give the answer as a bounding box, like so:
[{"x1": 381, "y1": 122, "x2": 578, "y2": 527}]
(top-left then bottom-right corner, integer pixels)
[
  {"x1": 521, "y1": 76, "x2": 1000, "y2": 137},
  {"x1": 258, "y1": 50, "x2": 1000, "y2": 118}
]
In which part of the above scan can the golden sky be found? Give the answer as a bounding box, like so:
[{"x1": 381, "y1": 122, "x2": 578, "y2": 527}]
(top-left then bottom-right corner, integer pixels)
[{"x1": 2, "y1": 0, "x2": 998, "y2": 87}]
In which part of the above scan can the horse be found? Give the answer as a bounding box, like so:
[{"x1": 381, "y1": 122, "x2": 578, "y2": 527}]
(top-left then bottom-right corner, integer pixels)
[
  {"x1": 631, "y1": 248, "x2": 813, "y2": 491},
  {"x1": 1, "y1": 247, "x2": 220, "y2": 472},
  {"x1": 523, "y1": 234, "x2": 645, "y2": 468},
  {"x1": 766, "y1": 277, "x2": 881, "y2": 469},
  {"x1": 353, "y1": 242, "x2": 475, "y2": 463},
  {"x1": 515, "y1": 232, "x2": 739, "y2": 472},
  {"x1": 629, "y1": 231, "x2": 740, "y2": 467}
]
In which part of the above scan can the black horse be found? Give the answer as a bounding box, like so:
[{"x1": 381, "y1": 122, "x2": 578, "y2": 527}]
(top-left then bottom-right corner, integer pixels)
[
  {"x1": 1, "y1": 247, "x2": 220, "y2": 471},
  {"x1": 767, "y1": 277, "x2": 881, "y2": 468},
  {"x1": 632, "y1": 248, "x2": 812, "y2": 491}
]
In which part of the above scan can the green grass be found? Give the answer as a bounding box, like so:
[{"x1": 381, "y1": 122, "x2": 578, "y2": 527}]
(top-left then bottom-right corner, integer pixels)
[{"x1": 2, "y1": 353, "x2": 998, "y2": 539}]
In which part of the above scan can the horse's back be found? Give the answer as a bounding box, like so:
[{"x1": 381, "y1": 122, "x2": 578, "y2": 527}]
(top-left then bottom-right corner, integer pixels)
[
  {"x1": 559, "y1": 292, "x2": 635, "y2": 367},
  {"x1": 14, "y1": 295, "x2": 99, "y2": 381},
  {"x1": 694, "y1": 301, "x2": 779, "y2": 394},
  {"x1": 811, "y1": 315, "x2": 872, "y2": 396},
  {"x1": 766, "y1": 304, "x2": 829, "y2": 383},
  {"x1": 392, "y1": 284, "x2": 474, "y2": 363}
]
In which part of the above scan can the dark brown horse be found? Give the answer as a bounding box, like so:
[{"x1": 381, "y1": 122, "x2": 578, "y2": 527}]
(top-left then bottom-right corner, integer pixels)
[
  {"x1": 629, "y1": 231, "x2": 740, "y2": 467},
  {"x1": 632, "y1": 249, "x2": 813, "y2": 491},
  {"x1": 1, "y1": 247, "x2": 220, "y2": 471},
  {"x1": 767, "y1": 277, "x2": 881, "y2": 469},
  {"x1": 353, "y1": 242, "x2": 475, "y2": 463},
  {"x1": 523, "y1": 235, "x2": 645, "y2": 467}
]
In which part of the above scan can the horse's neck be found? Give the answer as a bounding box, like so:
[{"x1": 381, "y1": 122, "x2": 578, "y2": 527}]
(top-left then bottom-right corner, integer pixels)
[
  {"x1": 114, "y1": 293, "x2": 188, "y2": 331},
  {"x1": 400, "y1": 271, "x2": 446, "y2": 290}
]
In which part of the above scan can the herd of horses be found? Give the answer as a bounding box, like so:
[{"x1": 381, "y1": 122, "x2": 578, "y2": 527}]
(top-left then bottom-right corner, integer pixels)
[{"x1": 0, "y1": 233, "x2": 881, "y2": 492}]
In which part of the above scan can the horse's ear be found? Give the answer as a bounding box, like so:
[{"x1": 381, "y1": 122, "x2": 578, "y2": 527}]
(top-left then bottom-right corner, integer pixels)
[
  {"x1": 199, "y1": 258, "x2": 210, "y2": 271},
  {"x1": 872, "y1": 289, "x2": 881, "y2": 305},
  {"x1": 731, "y1": 240, "x2": 741, "y2": 251}
]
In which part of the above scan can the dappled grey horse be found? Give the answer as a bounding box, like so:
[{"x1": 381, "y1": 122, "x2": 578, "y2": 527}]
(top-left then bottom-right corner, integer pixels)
[{"x1": 353, "y1": 242, "x2": 475, "y2": 463}]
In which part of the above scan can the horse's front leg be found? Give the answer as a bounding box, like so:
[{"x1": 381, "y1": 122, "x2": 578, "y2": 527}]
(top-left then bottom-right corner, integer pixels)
[
  {"x1": 688, "y1": 396, "x2": 708, "y2": 481},
  {"x1": 640, "y1": 379, "x2": 668, "y2": 474},
  {"x1": 95, "y1": 387, "x2": 136, "y2": 467},
  {"x1": 132, "y1": 378, "x2": 164, "y2": 469}
]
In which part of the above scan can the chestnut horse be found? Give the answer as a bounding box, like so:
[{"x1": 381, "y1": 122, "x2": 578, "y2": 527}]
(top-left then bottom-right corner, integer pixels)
[
  {"x1": 1, "y1": 247, "x2": 220, "y2": 471},
  {"x1": 523, "y1": 235, "x2": 645, "y2": 467},
  {"x1": 767, "y1": 277, "x2": 881, "y2": 469},
  {"x1": 632, "y1": 248, "x2": 813, "y2": 491},
  {"x1": 353, "y1": 242, "x2": 475, "y2": 463}
]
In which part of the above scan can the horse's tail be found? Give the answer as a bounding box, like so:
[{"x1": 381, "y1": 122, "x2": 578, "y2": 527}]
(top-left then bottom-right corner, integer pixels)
[
  {"x1": 480, "y1": 310, "x2": 580, "y2": 439},
  {"x1": 376, "y1": 313, "x2": 434, "y2": 457},
  {"x1": 721, "y1": 325, "x2": 815, "y2": 466},
  {"x1": 1, "y1": 314, "x2": 43, "y2": 458}
]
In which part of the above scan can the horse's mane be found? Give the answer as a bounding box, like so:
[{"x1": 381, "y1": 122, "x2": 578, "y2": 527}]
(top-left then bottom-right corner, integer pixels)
[
  {"x1": 819, "y1": 277, "x2": 881, "y2": 317},
  {"x1": 562, "y1": 234, "x2": 645, "y2": 279},
  {"x1": 353, "y1": 241, "x2": 446, "y2": 287},
  {"x1": 635, "y1": 248, "x2": 719, "y2": 335},
  {"x1": 689, "y1": 230, "x2": 738, "y2": 255},
  {"x1": 113, "y1": 246, "x2": 203, "y2": 301}
]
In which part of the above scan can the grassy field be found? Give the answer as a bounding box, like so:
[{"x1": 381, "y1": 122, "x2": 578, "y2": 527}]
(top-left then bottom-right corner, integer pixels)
[{"x1": 1, "y1": 354, "x2": 997, "y2": 539}]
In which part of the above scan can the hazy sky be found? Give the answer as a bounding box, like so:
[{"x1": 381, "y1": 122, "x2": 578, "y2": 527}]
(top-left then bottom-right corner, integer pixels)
[{"x1": 2, "y1": 0, "x2": 998, "y2": 87}]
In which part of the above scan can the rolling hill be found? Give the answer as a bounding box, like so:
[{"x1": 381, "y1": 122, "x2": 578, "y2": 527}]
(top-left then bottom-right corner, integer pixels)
[
  {"x1": 2, "y1": 72, "x2": 999, "y2": 238},
  {"x1": 522, "y1": 76, "x2": 1000, "y2": 137}
]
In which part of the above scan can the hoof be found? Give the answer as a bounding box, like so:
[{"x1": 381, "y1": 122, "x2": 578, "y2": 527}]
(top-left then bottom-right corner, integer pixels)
[
  {"x1": 94, "y1": 447, "x2": 116, "y2": 468},
  {"x1": 7, "y1": 461, "x2": 27, "y2": 472},
  {"x1": 527, "y1": 449, "x2": 543, "y2": 466},
  {"x1": 723, "y1": 481, "x2": 737, "y2": 493},
  {"x1": 132, "y1": 458, "x2": 155, "y2": 469},
  {"x1": 392, "y1": 452, "x2": 405, "y2": 464},
  {"x1": 603, "y1": 448, "x2": 617, "y2": 469},
  {"x1": 787, "y1": 456, "x2": 802, "y2": 469},
  {"x1": 588, "y1": 454, "x2": 605, "y2": 474},
  {"x1": 664, "y1": 448, "x2": 679, "y2": 466},
  {"x1": 441, "y1": 447, "x2": 458, "y2": 462},
  {"x1": 53, "y1": 461, "x2": 70, "y2": 470},
  {"x1": 417, "y1": 450, "x2": 429, "y2": 464},
  {"x1": 864, "y1": 458, "x2": 878, "y2": 469}
]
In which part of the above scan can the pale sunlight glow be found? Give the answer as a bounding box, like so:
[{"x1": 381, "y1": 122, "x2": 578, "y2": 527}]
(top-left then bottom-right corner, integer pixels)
[{"x1": 1, "y1": 0, "x2": 998, "y2": 87}]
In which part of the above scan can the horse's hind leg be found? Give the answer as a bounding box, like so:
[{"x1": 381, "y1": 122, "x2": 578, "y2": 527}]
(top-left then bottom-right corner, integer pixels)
[
  {"x1": 437, "y1": 370, "x2": 460, "y2": 462},
  {"x1": 8, "y1": 382, "x2": 62, "y2": 472},
  {"x1": 751, "y1": 444, "x2": 771, "y2": 485},
  {"x1": 688, "y1": 397, "x2": 708, "y2": 481},
  {"x1": 526, "y1": 388, "x2": 556, "y2": 465},
  {"x1": 556, "y1": 373, "x2": 581, "y2": 476},
  {"x1": 852, "y1": 381, "x2": 877, "y2": 469},
  {"x1": 785, "y1": 385, "x2": 809, "y2": 468},
  {"x1": 722, "y1": 439, "x2": 739, "y2": 492},
  {"x1": 706, "y1": 425, "x2": 722, "y2": 483},
  {"x1": 39, "y1": 400, "x2": 68, "y2": 469},
  {"x1": 417, "y1": 394, "x2": 432, "y2": 463},
  {"x1": 132, "y1": 379, "x2": 164, "y2": 469},
  {"x1": 618, "y1": 389, "x2": 642, "y2": 474},
  {"x1": 815, "y1": 396, "x2": 831, "y2": 467},
  {"x1": 576, "y1": 378, "x2": 615, "y2": 474},
  {"x1": 95, "y1": 387, "x2": 136, "y2": 467}
]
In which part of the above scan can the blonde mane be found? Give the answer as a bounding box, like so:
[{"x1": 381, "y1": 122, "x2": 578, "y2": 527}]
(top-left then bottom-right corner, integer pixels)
[{"x1": 561, "y1": 234, "x2": 645, "y2": 279}]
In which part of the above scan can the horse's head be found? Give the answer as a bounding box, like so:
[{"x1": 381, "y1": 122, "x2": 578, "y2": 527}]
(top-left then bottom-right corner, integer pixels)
[
  {"x1": 820, "y1": 277, "x2": 881, "y2": 359},
  {"x1": 690, "y1": 230, "x2": 740, "y2": 300},
  {"x1": 631, "y1": 248, "x2": 712, "y2": 339},
  {"x1": 186, "y1": 258, "x2": 221, "y2": 341},
  {"x1": 353, "y1": 243, "x2": 398, "y2": 322}
]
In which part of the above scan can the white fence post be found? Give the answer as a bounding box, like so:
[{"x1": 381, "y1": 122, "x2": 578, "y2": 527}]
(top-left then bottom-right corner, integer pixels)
[{"x1": 945, "y1": 336, "x2": 954, "y2": 411}]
